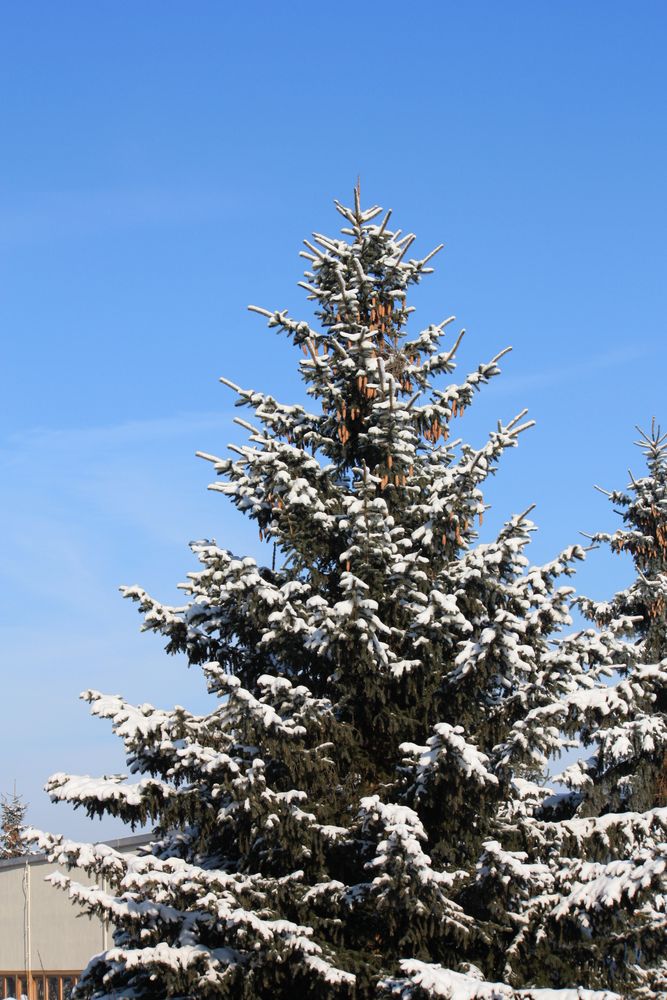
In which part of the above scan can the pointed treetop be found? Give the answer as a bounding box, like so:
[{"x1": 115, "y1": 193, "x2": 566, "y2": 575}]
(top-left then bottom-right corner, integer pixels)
[{"x1": 634, "y1": 417, "x2": 667, "y2": 467}]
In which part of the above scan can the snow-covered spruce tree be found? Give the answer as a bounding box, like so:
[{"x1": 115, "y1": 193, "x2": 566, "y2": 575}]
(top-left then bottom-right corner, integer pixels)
[
  {"x1": 1, "y1": 786, "x2": 27, "y2": 858},
  {"x1": 574, "y1": 421, "x2": 667, "y2": 814},
  {"x1": 541, "y1": 423, "x2": 666, "y2": 994},
  {"x1": 466, "y1": 427, "x2": 667, "y2": 997},
  {"x1": 31, "y1": 192, "x2": 618, "y2": 999}
]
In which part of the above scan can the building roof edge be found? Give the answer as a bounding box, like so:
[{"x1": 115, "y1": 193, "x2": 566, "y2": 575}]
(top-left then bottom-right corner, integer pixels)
[{"x1": 0, "y1": 833, "x2": 152, "y2": 871}]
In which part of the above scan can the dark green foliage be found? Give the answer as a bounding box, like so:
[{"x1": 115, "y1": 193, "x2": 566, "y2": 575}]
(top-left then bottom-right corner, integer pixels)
[{"x1": 31, "y1": 194, "x2": 665, "y2": 999}]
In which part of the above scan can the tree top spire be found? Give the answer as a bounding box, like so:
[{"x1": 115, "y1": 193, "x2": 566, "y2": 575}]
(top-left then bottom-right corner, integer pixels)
[{"x1": 634, "y1": 417, "x2": 667, "y2": 469}]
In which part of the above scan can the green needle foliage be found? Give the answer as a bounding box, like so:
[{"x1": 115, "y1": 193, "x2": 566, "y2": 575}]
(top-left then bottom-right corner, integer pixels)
[{"x1": 30, "y1": 192, "x2": 665, "y2": 999}]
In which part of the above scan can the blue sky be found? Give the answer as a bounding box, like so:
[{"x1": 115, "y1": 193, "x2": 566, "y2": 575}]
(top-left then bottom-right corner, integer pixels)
[{"x1": 1, "y1": 2, "x2": 666, "y2": 839}]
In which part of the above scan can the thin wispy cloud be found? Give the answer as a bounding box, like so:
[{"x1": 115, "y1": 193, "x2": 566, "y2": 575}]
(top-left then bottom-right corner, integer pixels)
[
  {"x1": 1, "y1": 409, "x2": 235, "y2": 455},
  {"x1": 0, "y1": 409, "x2": 245, "y2": 838},
  {"x1": 489, "y1": 344, "x2": 652, "y2": 395},
  {"x1": 0, "y1": 188, "x2": 233, "y2": 246},
  {"x1": 0, "y1": 407, "x2": 261, "y2": 628}
]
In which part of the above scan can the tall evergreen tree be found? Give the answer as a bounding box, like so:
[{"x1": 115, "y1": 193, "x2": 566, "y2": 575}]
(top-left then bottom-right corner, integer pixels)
[
  {"x1": 31, "y1": 192, "x2": 634, "y2": 999},
  {"x1": 1, "y1": 785, "x2": 28, "y2": 859}
]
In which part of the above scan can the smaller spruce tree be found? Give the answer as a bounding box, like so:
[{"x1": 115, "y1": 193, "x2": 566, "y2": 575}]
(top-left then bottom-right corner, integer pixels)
[
  {"x1": 573, "y1": 420, "x2": 667, "y2": 813},
  {"x1": 552, "y1": 422, "x2": 667, "y2": 995},
  {"x1": 1, "y1": 786, "x2": 28, "y2": 859},
  {"x1": 469, "y1": 425, "x2": 667, "y2": 997}
]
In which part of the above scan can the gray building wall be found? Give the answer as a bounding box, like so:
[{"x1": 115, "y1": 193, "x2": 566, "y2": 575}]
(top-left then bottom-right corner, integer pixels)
[{"x1": 0, "y1": 836, "x2": 149, "y2": 976}]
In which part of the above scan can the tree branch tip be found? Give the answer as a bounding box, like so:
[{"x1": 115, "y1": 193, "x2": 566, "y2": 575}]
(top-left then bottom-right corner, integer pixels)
[
  {"x1": 439, "y1": 316, "x2": 456, "y2": 329},
  {"x1": 378, "y1": 209, "x2": 393, "y2": 234},
  {"x1": 233, "y1": 416, "x2": 260, "y2": 434},
  {"x1": 195, "y1": 450, "x2": 217, "y2": 463},
  {"x1": 506, "y1": 408, "x2": 531, "y2": 431},
  {"x1": 421, "y1": 243, "x2": 445, "y2": 266},
  {"x1": 491, "y1": 346, "x2": 513, "y2": 364},
  {"x1": 219, "y1": 376, "x2": 241, "y2": 392}
]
